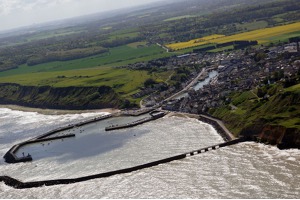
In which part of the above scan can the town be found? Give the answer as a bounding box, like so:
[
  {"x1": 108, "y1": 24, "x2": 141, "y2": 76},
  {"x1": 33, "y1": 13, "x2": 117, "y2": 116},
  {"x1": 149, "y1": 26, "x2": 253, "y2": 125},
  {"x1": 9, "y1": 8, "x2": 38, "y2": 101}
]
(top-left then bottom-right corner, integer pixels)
[{"x1": 125, "y1": 39, "x2": 300, "y2": 114}]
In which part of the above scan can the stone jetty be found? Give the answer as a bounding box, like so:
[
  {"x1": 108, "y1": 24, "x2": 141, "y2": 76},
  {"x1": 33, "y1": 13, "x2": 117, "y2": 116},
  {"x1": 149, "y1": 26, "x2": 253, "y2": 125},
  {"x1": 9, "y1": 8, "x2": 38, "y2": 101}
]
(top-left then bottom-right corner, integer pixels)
[{"x1": 105, "y1": 111, "x2": 166, "y2": 131}]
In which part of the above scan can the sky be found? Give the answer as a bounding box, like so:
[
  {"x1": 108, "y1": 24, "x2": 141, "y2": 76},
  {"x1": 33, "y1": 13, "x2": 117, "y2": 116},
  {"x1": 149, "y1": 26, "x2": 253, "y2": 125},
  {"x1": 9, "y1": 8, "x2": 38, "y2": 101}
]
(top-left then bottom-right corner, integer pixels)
[{"x1": 0, "y1": 0, "x2": 163, "y2": 31}]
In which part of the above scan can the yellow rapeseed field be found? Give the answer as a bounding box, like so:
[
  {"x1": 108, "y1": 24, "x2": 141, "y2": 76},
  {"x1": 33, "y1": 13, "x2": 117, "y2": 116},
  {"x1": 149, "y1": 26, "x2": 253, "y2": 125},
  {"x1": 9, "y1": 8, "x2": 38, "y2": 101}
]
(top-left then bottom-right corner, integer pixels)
[
  {"x1": 166, "y1": 22, "x2": 300, "y2": 51},
  {"x1": 166, "y1": 34, "x2": 225, "y2": 50}
]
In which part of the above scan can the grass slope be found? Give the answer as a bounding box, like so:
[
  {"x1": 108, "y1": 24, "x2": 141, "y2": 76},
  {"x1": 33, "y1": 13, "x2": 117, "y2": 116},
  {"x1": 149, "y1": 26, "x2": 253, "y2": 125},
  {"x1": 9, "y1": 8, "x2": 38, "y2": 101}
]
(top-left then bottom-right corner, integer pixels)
[
  {"x1": 0, "y1": 83, "x2": 123, "y2": 110},
  {"x1": 0, "y1": 67, "x2": 147, "y2": 93},
  {"x1": 210, "y1": 84, "x2": 300, "y2": 136}
]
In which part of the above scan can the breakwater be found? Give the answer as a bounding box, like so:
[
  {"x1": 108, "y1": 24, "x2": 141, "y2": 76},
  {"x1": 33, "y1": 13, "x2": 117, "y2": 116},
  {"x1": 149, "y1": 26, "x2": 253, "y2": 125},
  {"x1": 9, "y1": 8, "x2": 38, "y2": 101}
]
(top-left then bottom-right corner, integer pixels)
[
  {"x1": 105, "y1": 112, "x2": 166, "y2": 131},
  {"x1": 0, "y1": 137, "x2": 247, "y2": 189},
  {"x1": 3, "y1": 114, "x2": 112, "y2": 163},
  {"x1": 121, "y1": 108, "x2": 155, "y2": 116}
]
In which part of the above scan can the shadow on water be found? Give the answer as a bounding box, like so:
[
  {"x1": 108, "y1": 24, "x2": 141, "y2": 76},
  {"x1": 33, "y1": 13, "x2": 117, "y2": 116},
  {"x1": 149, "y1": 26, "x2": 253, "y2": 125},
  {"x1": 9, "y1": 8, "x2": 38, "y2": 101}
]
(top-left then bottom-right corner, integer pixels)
[
  {"x1": 0, "y1": 122, "x2": 30, "y2": 145},
  {"x1": 20, "y1": 128, "x2": 151, "y2": 163},
  {"x1": 12, "y1": 114, "x2": 153, "y2": 162}
]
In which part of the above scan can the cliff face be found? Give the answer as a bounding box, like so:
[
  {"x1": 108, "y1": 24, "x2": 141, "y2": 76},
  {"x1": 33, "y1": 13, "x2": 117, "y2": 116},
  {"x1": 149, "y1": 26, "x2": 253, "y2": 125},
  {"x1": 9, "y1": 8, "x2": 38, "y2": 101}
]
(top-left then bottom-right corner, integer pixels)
[
  {"x1": 240, "y1": 123, "x2": 300, "y2": 149},
  {"x1": 0, "y1": 83, "x2": 123, "y2": 110}
]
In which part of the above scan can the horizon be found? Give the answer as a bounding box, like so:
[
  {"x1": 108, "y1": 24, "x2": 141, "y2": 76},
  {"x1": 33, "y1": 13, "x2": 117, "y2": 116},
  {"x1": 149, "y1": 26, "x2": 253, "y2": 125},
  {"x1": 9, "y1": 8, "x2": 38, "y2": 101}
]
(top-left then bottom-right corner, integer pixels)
[{"x1": 0, "y1": 0, "x2": 165, "y2": 32}]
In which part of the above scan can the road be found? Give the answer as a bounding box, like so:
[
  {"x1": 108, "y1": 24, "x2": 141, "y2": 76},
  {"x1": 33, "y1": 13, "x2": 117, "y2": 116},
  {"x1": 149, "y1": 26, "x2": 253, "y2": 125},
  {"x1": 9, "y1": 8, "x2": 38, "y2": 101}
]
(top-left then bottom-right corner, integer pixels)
[
  {"x1": 156, "y1": 43, "x2": 170, "y2": 52},
  {"x1": 164, "y1": 68, "x2": 206, "y2": 101},
  {"x1": 141, "y1": 68, "x2": 206, "y2": 107}
]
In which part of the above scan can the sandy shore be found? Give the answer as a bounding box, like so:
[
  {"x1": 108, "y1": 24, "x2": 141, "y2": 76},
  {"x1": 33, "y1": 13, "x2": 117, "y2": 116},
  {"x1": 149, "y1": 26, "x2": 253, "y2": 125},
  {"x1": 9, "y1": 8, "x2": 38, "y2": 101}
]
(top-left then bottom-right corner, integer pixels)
[{"x1": 0, "y1": 104, "x2": 120, "y2": 115}]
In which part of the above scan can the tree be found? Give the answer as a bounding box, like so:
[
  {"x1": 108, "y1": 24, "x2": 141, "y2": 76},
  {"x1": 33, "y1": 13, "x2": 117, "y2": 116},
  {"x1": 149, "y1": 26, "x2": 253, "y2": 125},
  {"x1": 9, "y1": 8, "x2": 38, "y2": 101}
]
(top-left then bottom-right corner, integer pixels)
[
  {"x1": 257, "y1": 88, "x2": 266, "y2": 98},
  {"x1": 254, "y1": 52, "x2": 267, "y2": 62},
  {"x1": 144, "y1": 78, "x2": 157, "y2": 88}
]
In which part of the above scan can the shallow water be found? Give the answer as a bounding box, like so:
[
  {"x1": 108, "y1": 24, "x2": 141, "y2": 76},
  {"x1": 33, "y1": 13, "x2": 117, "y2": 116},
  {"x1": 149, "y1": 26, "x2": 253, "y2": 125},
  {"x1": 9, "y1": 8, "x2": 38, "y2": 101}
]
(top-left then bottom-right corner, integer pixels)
[{"x1": 0, "y1": 108, "x2": 299, "y2": 198}]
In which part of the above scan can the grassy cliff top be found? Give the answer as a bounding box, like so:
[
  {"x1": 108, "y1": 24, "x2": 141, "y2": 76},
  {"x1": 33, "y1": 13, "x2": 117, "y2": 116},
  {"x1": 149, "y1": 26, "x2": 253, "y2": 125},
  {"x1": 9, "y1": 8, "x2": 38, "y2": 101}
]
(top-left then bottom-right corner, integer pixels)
[{"x1": 210, "y1": 83, "x2": 300, "y2": 136}]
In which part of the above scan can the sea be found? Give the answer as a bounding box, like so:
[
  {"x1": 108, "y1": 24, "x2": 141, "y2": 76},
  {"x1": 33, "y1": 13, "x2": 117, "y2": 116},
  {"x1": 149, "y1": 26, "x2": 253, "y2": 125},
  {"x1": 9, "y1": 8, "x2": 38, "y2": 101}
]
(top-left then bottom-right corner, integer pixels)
[{"x1": 0, "y1": 108, "x2": 299, "y2": 198}]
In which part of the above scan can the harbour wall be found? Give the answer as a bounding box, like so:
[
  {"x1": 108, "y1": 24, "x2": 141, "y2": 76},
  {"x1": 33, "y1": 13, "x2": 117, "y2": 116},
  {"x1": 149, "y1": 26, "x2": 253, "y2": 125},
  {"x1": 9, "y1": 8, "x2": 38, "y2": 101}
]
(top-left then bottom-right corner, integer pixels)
[
  {"x1": 1, "y1": 111, "x2": 250, "y2": 189},
  {"x1": 199, "y1": 114, "x2": 236, "y2": 141},
  {"x1": 3, "y1": 114, "x2": 112, "y2": 163},
  {"x1": 105, "y1": 112, "x2": 166, "y2": 131},
  {"x1": 121, "y1": 108, "x2": 155, "y2": 116},
  {"x1": 0, "y1": 137, "x2": 247, "y2": 189}
]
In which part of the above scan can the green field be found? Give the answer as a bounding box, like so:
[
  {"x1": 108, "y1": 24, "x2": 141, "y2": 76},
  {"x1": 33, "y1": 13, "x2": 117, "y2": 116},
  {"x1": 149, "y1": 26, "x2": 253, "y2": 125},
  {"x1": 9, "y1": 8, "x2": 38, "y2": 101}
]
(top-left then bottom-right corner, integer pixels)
[
  {"x1": 0, "y1": 43, "x2": 174, "y2": 97},
  {"x1": 0, "y1": 44, "x2": 168, "y2": 77},
  {"x1": 26, "y1": 29, "x2": 84, "y2": 42},
  {"x1": 0, "y1": 66, "x2": 172, "y2": 95},
  {"x1": 127, "y1": 42, "x2": 148, "y2": 48},
  {"x1": 236, "y1": 20, "x2": 268, "y2": 32},
  {"x1": 108, "y1": 28, "x2": 140, "y2": 41}
]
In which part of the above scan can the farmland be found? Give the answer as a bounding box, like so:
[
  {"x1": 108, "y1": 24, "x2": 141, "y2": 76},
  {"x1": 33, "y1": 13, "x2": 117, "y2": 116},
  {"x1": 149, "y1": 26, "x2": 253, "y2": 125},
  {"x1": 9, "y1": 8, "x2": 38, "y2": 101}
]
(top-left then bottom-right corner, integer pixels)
[
  {"x1": 166, "y1": 34, "x2": 225, "y2": 50},
  {"x1": 0, "y1": 65, "x2": 172, "y2": 97},
  {"x1": 166, "y1": 22, "x2": 300, "y2": 51},
  {"x1": 0, "y1": 0, "x2": 299, "y2": 108},
  {"x1": 0, "y1": 43, "x2": 173, "y2": 98},
  {"x1": 0, "y1": 44, "x2": 168, "y2": 77}
]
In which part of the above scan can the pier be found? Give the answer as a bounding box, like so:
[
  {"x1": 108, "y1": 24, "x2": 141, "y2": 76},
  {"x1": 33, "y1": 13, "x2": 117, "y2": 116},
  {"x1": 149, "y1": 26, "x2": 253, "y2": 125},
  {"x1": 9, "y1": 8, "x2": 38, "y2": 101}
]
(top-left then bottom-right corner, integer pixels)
[
  {"x1": 105, "y1": 111, "x2": 166, "y2": 131},
  {"x1": 121, "y1": 108, "x2": 155, "y2": 116}
]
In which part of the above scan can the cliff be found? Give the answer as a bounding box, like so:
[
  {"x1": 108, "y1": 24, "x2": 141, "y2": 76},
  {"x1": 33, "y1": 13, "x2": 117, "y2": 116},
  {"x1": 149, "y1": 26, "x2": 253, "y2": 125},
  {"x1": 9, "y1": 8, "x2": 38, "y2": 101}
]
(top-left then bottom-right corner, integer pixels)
[
  {"x1": 0, "y1": 83, "x2": 124, "y2": 110},
  {"x1": 210, "y1": 84, "x2": 300, "y2": 149},
  {"x1": 240, "y1": 122, "x2": 300, "y2": 149}
]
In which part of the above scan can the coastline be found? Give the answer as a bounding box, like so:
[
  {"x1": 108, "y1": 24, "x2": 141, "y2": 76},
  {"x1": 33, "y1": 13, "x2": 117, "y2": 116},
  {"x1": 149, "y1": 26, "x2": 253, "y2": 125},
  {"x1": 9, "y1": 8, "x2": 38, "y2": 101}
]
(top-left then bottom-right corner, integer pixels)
[
  {"x1": 0, "y1": 104, "x2": 120, "y2": 115},
  {"x1": 165, "y1": 111, "x2": 236, "y2": 141},
  {"x1": 0, "y1": 104, "x2": 236, "y2": 141}
]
